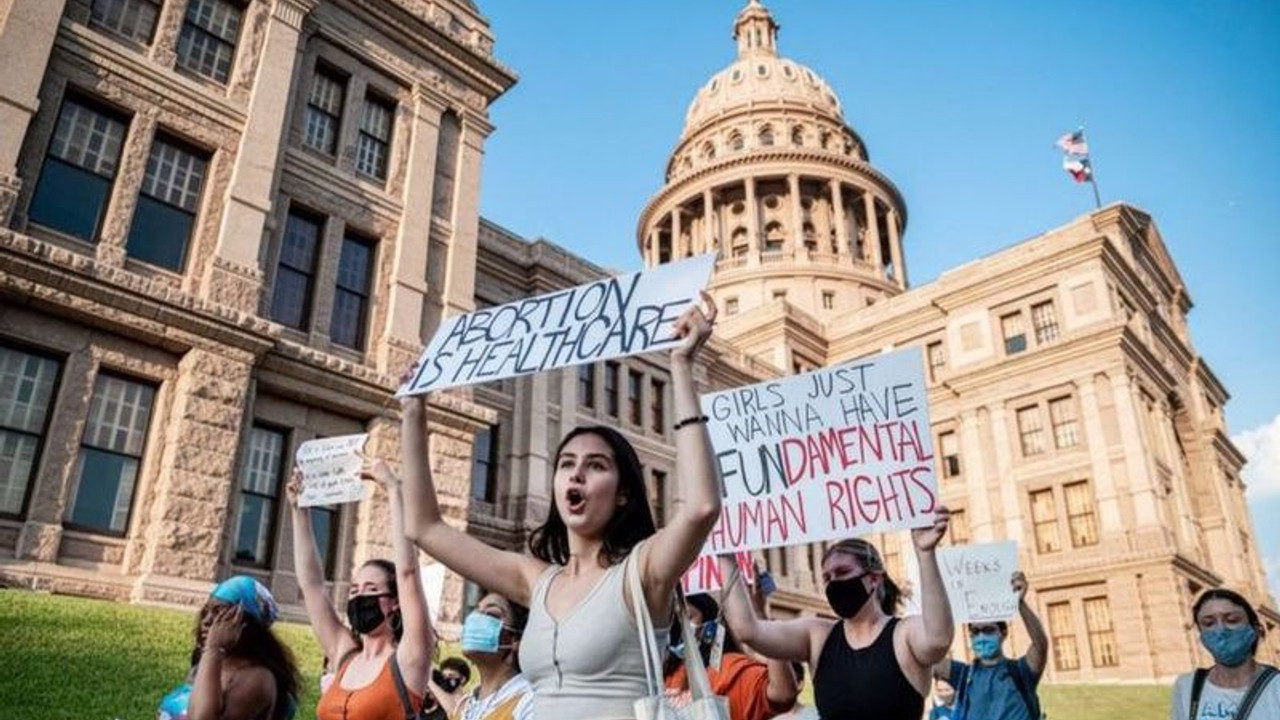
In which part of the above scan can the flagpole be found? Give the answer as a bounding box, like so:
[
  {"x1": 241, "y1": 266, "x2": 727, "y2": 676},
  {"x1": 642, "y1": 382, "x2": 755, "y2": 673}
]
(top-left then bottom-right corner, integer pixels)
[{"x1": 1089, "y1": 175, "x2": 1101, "y2": 209}]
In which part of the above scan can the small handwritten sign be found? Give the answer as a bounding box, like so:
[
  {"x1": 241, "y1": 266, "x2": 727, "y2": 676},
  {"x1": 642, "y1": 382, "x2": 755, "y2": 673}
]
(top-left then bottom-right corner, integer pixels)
[
  {"x1": 296, "y1": 434, "x2": 368, "y2": 508},
  {"x1": 420, "y1": 563, "x2": 447, "y2": 627},
  {"x1": 938, "y1": 541, "x2": 1020, "y2": 623},
  {"x1": 399, "y1": 254, "x2": 716, "y2": 395}
]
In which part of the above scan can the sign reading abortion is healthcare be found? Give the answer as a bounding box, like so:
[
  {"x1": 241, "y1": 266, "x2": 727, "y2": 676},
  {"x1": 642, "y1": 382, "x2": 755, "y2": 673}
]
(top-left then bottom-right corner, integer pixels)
[{"x1": 399, "y1": 254, "x2": 716, "y2": 395}]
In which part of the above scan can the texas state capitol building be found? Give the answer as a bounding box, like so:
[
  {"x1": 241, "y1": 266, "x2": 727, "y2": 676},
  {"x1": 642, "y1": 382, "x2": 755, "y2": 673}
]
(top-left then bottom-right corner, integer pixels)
[{"x1": 0, "y1": 0, "x2": 1274, "y2": 683}]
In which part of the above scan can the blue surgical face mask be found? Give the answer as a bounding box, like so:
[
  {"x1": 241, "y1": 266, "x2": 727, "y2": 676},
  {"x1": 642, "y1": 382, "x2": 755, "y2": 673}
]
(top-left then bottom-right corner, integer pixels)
[
  {"x1": 971, "y1": 634, "x2": 1002, "y2": 660},
  {"x1": 461, "y1": 612, "x2": 508, "y2": 654},
  {"x1": 1200, "y1": 625, "x2": 1256, "y2": 668}
]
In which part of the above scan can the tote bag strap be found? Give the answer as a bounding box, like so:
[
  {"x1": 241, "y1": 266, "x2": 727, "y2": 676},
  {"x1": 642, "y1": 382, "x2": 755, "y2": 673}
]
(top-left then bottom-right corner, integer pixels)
[
  {"x1": 673, "y1": 585, "x2": 717, "y2": 702},
  {"x1": 627, "y1": 540, "x2": 666, "y2": 697}
]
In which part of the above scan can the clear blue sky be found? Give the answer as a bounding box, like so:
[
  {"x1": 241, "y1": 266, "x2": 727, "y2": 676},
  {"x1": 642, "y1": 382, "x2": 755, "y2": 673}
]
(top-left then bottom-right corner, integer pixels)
[{"x1": 476, "y1": 1, "x2": 1280, "y2": 597}]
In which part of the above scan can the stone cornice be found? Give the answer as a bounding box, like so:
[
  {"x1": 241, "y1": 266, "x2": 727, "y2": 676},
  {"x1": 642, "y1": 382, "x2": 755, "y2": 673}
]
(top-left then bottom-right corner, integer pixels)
[
  {"x1": 1210, "y1": 429, "x2": 1247, "y2": 471},
  {"x1": 1118, "y1": 325, "x2": 1181, "y2": 394},
  {"x1": 1193, "y1": 358, "x2": 1231, "y2": 405},
  {"x1": 0, "y1": 230, "x2": 277, "y2": 355},
  {"x1": 943, "y1": 325, "x2": 1127, "y2": 396}
]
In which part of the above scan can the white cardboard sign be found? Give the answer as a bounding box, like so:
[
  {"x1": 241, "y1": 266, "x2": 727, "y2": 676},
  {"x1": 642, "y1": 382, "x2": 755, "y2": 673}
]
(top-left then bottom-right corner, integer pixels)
[
  {"x1": 399, "y1": 254, "x2": 716, "y2": 395},
  {"x1": 938, "y1": 541, "x2": 1020, "y2": 623},
  {"x1": 419, "y1": 562, "x2": 446, "y2": 627},
  {"x1": 296, "y1": 434, "x2": 369, "y2": 508}
]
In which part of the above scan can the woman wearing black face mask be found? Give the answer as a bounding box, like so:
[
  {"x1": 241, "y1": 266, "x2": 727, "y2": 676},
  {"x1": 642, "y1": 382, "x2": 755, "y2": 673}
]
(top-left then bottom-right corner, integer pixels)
[
  {"x1": 719, "y1": 512, "x2": 954, "y2": 720},
  {"x1": 288, "y1": 460, "x2": 435, "y2": 720}
]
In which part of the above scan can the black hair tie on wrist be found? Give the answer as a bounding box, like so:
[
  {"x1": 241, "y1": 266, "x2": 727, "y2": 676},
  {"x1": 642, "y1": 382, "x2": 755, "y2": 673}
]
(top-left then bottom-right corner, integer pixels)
[{"x1": 674, "y1": 415, "x2": 710, "y2": 430}]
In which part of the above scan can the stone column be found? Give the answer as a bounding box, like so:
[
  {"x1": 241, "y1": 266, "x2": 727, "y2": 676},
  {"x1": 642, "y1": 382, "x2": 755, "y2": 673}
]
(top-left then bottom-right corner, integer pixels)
[
  {"x1": 130, "y1": 348, "x2": 254, "y2": 605},
  {"x1": 512, "y1": 372, "x2": 551, "y2": 528},
  {"x1": 987, "y1": 406, "x2": 1026, "y2": 546},
  {"x1": 957, "y1": 410, "x2": 995, "y2": 541},
  {"x1": 441, "y1": 114, "x2": 492, "y2": 316},
  {"x1": 1110, "y1": 372, "x2": 1162, "y2": 531},
  {"x1": 1078, "y1": 379, "x2": 1123, "y2": 534},
  {"x1": 864, "y1": 191, "x2": 882, "y2": 276},
  {"x1": 0, "y1": 0, "x2": 69, "y2": 224},
  {"x1": 745, "y1": 177, "x2": 761, "y2": 259},
  {"x1": 671, "y1": 207, "x2": 683, "y2": 260},
  {"x1": 204, "y1": 0, "x2": 317, "y2": 314},
  {"x1": 831, "y1": 179, "x2": 849, "y2": 260},
  {"x1": 702, "y1": 188, "x2": 716, "y2": 256},
  {"x1": 788, "y1": 174, "x2": 804, "y2": 256},
  {"x1": 377, "y1": 89, "x2": 444, "y2": 373},
  {"x1": 888, "y1": 208, "x2": 905, "y2": 288},
  {"x1": 646, "y1": 228, "x2": 658, "y2": 266}
]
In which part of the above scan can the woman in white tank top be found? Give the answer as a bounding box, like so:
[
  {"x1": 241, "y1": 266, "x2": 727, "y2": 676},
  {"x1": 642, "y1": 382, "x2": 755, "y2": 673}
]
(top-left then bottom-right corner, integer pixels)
[{"x1": 401, "y1": 294, "x2": 721, "y2": 720}]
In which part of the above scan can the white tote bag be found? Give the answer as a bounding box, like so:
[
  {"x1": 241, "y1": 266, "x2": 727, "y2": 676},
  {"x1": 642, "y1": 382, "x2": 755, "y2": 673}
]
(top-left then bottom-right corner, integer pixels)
[{"x1": 627, "y1": 547, "x2": 731, "y2": 720}]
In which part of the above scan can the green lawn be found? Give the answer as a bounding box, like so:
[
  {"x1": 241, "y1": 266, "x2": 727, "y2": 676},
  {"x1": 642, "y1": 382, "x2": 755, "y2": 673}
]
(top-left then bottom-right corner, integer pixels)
[{"x1": 0, "y1": 589, "x2": 1172, "y2": 720}]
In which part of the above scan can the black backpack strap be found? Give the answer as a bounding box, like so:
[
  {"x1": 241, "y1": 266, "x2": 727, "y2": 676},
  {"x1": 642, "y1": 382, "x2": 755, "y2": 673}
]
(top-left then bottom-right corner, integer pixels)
[
  {"x1": 389, "y1": 652, "x2": 419, "y2": 720},
  {"x1": 1005, "y1": 658, "x2": 1041, "y2": 719},
  {"x1": 1189, "y1": 668, "x2": 1210, "y2": 720},
  {"x1": 1237, "y1": 665, "x2": 1278, "y2": 720}
]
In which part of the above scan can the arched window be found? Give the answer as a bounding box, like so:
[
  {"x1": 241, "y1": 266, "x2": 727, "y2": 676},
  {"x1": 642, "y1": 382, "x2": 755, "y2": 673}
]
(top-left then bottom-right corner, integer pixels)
[
  {"x1": 819, "y1": 130, "x2": 832, "y2": 150},
  {"x1": 803, "y1": 222, "x2": 817, "y2": 249},
  {"x1": 759, "y1": 125, "x2": 774, "y2": 147},
  {"x1": 731, "y1": 227, "x2": 748, "y2": 257},
  {"x1": 791, "y1": 125, "x2": 805, "y2": 146},
  {"x1": 702, "y1": 141, "x2": 716, "y2": 161},
  {"x1": 729, "y1": 131, "x2": 744, "y2": 151},
  {"x1": 764, "y1": 221, "x2": 785, "y2": 252}
]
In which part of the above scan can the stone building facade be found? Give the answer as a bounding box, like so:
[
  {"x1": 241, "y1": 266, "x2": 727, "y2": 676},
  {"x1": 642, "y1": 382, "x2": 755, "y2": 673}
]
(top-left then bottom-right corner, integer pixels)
[{"x1": 0, "y1": 0, "x2": 1275, "y2": 686}]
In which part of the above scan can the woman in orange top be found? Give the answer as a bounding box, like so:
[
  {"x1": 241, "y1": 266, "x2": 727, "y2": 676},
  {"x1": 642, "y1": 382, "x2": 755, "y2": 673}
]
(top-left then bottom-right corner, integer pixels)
[{"x1": 289, "y1": 460, "x2": 434, "y2": 720}]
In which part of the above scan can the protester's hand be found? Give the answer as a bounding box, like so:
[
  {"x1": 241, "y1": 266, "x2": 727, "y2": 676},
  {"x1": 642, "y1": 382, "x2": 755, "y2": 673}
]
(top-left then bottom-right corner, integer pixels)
[
  {"x1": 911, "y1": 506, "x2": 951, "y2": 552},
  {"x1": 205, "y1": 605, "x2": 243, "y2": 655},
  {"x1": 398, "y1": 364, "x2": 428, "y2": 422},
  {"x1": 362, "y1": 459, "x2": 401, "y2": 493},
  {"x1": 671, "y1": 291, "x2": 717, "y2": 364},
  {"x1": 285, "y1": 468, "x2": 304, "y2": 509},
  {"x1": 1012, "y1": 571, "x2": 1028, "y2": 602},
  {"x1": 747, "y1": 561, "x2": 769, "y2": 618}
]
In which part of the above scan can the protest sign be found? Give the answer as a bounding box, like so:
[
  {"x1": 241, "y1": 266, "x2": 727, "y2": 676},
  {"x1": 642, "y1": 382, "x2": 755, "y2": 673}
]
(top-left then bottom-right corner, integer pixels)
[
  {"x1": 681, "y1": 550, "x2": 757, "y2": 596},
  {"x1": 938, "y1": 541, "x2": 1020, "y2": 623},
  {"x1": 399, "y1": 254, "x2": 716, "y2": 395},
  {"x1": 296, "y1": 434, "x2": 368, "y2": 508},
  {"x1": 420, "y1": 563, "x2": 447, "y2": 627},
  {"x1": 700, "y1": 347, "x2": 938, "y2": 555}
]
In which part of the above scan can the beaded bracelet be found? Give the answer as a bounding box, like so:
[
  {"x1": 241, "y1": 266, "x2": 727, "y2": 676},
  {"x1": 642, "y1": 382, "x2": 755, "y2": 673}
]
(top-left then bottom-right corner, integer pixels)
[{"x1": 673, "y1": 414, "x2": 710, "y2": 430}]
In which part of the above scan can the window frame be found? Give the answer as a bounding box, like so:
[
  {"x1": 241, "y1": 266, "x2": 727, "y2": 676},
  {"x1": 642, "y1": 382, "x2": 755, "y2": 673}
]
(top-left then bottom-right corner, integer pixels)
[
  {"x1": 1016, "y1": 405, "x2": 1046, "y2": 457},
  {"x1": 0, "y1": 340, "x2": 65, "y2": 520},
  {"x1": 269, "y1": 206, "x2": 325, "y2": 332},
  {"x1": 938, "y1": 430, "x2": 961, "y2": 478},
  {"x1": 1047, "y1": 601, "x2": 1081, "y2": 671},
  {"x1": 330, "y1": 232, "x2": 376, "y2": 351},
  {"x1": 470, "y1": 424, "x2": 499, "y2": 504},
  {"x1": 231, "y1": 423, "x2": 289, "y2": 569},
  {"x1": 88, "y1": 0, "x2": 162, "y2": 46},
  {"x1": 1032, "y1": 299, "x2": 1061, "y2": 344},
  {"x1": 355, "y1": 91, "x2": 395, "y2": 181},
  {"x1": 302, "y1": 62, "x2": 349, "y2": 156},
  {"x1": 1083, "y1": 596, "x2": 1119, "y2": 668},
  {"x1": 175, "y1": 0, "x2": 244, "y2": 85},
  {"x1": 1000, "y1": 311, "x2": 1027, "y2": 355},
  {"x1": 125, "y1": 132, "x2": 211, "y2": 272},
  {"x1": 627, "y1": 369, "x2": 644, "y2": 427},
  {"x1": 577, "y1": 364, "x2": 596, "y2": 410},
  {"x1": 1063, "y1": 479, "x2": 1100, "y2": 548},
  {"x1": 604, "y1": 361, "x2": 619, "y2": 417},
  {"x1": 650, "y1": 378, "x2": 666, "y2": 435},
  {"x1": 1029, "y1": 487, "x2": 1062, "y2": 554}
]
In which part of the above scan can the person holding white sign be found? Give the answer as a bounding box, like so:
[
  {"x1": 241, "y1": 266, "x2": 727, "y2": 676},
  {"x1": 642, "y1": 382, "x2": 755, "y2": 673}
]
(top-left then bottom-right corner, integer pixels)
[
  {"x1": 719, "y1": 528, "x2": 954, "y2": 720},
  {"x1": 401, "y1": 294, "x2": 719, "y2": 720},
  {"x1": 932, "y1": 571, "x2": 1048, "y2": 720},
  {"x1": 287, "y1": 460, "x2": 436, "y2": 720}
]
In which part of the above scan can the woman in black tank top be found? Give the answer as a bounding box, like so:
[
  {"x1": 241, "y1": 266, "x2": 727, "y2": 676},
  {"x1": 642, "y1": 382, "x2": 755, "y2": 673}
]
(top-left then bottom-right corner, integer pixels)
[{"x1": 718, "y1": 510, "x2": 955, "y2": 720}]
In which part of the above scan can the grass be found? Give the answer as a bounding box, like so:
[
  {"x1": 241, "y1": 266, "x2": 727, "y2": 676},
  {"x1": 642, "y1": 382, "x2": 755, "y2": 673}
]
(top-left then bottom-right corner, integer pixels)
[{"x1": 0, "y1": 589, "x2": 1173, "y2": 720}]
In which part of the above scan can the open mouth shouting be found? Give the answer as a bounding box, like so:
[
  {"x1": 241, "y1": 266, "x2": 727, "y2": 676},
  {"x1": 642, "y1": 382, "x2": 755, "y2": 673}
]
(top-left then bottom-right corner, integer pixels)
[{"x1": 565, "y1": 487, "x2": 587, "y2": 516}]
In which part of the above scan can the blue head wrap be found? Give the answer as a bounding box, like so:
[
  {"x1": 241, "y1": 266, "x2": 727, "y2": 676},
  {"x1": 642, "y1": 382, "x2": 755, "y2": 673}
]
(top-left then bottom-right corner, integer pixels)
[{"x1": 210, "y1": 576, "x2": 280, "y2": 626}]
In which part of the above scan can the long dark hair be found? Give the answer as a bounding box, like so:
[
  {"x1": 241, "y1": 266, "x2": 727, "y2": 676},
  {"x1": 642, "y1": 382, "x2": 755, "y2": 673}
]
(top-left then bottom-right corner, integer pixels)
[
  {"x1": 192, "y1": 605, "x2": 300, "y2": 720},
  {"x1": 528, "y1": 426, "x2": 656, "y2": 567},
  {"x1": 822, "y1": 538, "x2": 903, "y2": 615},
  {"x1": 360, "y1": 559, "x2": 404, "y2": 643},
  {"x1": 1193, "y1": 587, "x2": 1262, "y2": 655}
]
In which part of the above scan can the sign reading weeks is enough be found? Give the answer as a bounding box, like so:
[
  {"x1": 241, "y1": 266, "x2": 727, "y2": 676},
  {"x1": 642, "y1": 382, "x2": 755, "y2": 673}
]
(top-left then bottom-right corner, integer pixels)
[
  {"x1": 296, "y1": 434, "x2": 369, "y2": 508},
  {"x1": 399, "y1": 254, "x2": 716, "y2": 395},
  {"x1": 938, "y1": 541, "x2": 1020, "y2": 623},
  {"x1": 699, "y1": 346, "x2": 939, "y2": 555}
]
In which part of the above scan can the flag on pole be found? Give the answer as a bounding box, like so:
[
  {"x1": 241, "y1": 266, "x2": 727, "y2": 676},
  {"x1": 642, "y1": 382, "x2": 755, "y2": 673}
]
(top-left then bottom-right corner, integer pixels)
[
  {"x1": 1055, "y1": 128, "x2": 1089, "y2": 156},
  {"x1": 1063, "y1": 156, "x2": 1092, "y2": 183}
]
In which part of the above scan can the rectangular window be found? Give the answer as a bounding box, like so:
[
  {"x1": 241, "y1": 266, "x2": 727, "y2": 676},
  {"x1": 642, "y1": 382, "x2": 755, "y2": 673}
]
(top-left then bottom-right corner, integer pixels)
[
  {"x1": 628, "y1": 370, "x2": 643, "y2": 426},
  {"x1": 1048, "y1": 601, "x2": 1081, "y2": 671},
  {"x1": 0, "y1": 345, "x2": 61, "y2": 516},
  {"x1": 1084, "y1": 596, "x2": 1119, "y2": 667},
  {"x1": 577, "y1": 364, "x2": 596, "y2": 409},
  {"x1": 310, "y1": 505, "x2": 339, "y2": 580},
  {"x1": 65, "y1": 374, "x2": 155, "y2": 534},
  {"x1": 1017, "y1": 405, "x2": 1046, "y2": 456},
  {"x1": 1030, "y1": 488, "x2": 1061, "y2": 554},
  {"x1": 822, "y1": 291, "x2": 835, "y2": 310},
  {"x1": 1050, "y1": 397, "x2": 1079, "y2": 449},
  {"x1": 303, "y1": 66, "x2": 347, "y2": 155},
  {"x1": 771, "y1": 290, "x2": 787, "y2": 301},
  {"x1": 1001, "y1": 312, "x2": 1027, "y2": 355},
  {"x1": 949, "y1": 508, "x2": 971, "y2": 545},
  {"x1": 269, "y1": 209, "x2": 323, "y2": 330},
  {"x1": 176, "y1": 0, "x2": 242, "y2": 84},
  {"x1": 1032, "y1": 300, "x2": 1061, "y2": 344},
  {"x1": 331, "y1": 234, "x2": 374, "y2": 350},
  {"x1": 939, "y1": 431, "x2": 960, "y2": 478},
  {"x1": 233, "y1": 426, "x2": 284, "y2": 567},
  {"x1": 126, "y1": 136, "x2": 209, "y2": 271},
  {"x1": 1064, "y1": 480, "x2": 1100, "y2": 547},
  {"x1": 651, "y1": 379, "x2": 665, "y2": 434},
  {"x1": 650, "y1": 469, "x2": 666, "y2": 526},
  {"x1": 90, "y1": 0, "x2": 160, "y2": 44},
  {"x1": 725, "y1": 298, "x2": 739, "y2": 315},
  {"x1": 356, "y1": 94, "x2": 394, "y2": 180},
  {"x1": 470, "y1": 425, "x2": 498, "y2": 503},
  {"x1": 605, "y1": 362, "x2": 619, "y2": 417},
  {"x1": 927, "y1": 341, "x2": 946, "y2": 382},
  {"x1": 29, "y1": 97, "x2": 128, "y2": 242}
]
